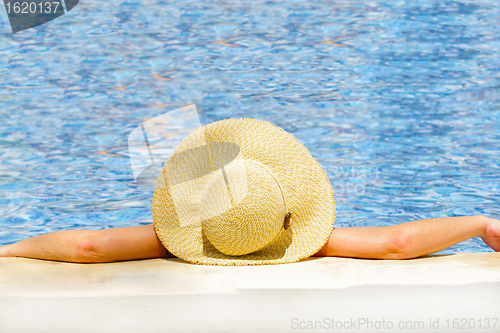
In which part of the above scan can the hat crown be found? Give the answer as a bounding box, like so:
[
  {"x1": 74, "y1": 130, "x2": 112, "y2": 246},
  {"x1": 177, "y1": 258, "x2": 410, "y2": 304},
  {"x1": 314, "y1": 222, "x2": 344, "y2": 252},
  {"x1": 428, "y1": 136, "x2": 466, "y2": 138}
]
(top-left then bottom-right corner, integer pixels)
[{"x1": 200, "y1": 160, "x2": 286, "y2": 256}]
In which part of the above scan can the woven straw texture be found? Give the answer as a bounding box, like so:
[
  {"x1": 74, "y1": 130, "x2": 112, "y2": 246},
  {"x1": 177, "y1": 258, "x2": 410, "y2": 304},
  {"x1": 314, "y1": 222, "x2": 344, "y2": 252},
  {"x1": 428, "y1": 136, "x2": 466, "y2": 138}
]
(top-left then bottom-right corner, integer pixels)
[{"x1": 153, "y1": 118, "x2": 335, "y2": 266}]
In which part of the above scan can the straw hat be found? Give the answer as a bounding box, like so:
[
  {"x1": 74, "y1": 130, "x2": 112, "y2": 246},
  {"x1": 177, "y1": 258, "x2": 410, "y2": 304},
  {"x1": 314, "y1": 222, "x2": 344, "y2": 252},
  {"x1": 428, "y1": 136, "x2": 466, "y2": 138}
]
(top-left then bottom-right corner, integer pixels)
[{"x1": 153, "y1": 118, "x2": 335, "y2": 265}]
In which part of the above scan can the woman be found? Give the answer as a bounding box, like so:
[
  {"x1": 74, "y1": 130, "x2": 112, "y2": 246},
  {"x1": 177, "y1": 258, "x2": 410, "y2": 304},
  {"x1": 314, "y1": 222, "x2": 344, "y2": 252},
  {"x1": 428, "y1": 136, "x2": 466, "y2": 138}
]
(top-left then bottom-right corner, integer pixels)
[
  {"x1": 1, "y1": 118, "x2": 499, "y2": 264},
  {"x1": 0, "y1": 215, "x2": 499, "y2": 263}
]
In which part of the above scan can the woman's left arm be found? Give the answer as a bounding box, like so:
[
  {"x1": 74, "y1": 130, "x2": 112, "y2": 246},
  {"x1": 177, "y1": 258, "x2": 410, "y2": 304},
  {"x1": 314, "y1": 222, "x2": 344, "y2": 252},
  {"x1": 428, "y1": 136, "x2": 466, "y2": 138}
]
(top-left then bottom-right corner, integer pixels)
[{"x1": 314, "y1": 215, "x2": 498, "y2": 259}]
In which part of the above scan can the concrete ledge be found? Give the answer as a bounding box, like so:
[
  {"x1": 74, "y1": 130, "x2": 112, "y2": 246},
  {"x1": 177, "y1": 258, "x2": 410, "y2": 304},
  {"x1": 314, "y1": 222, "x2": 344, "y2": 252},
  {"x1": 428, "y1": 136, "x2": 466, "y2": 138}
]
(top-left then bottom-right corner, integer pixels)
[{"x1": 1, "y1": 253, "x2": 499, "y2": 332}]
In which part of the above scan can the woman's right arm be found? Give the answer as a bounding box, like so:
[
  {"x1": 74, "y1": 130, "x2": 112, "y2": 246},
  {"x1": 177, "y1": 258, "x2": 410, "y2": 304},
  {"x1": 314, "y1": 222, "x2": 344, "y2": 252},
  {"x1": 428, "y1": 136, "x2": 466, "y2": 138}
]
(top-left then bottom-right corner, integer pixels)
[{"x1": 0, "y1": 224, "x2": 168, "y2": 263}]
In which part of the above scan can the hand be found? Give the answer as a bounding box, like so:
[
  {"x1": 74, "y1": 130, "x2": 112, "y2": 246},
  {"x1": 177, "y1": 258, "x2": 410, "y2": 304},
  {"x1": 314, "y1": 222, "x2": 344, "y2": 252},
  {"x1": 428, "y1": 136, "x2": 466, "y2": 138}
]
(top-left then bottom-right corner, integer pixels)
[{"x1": 481, "y1": 217, "x2": 500, "y2": 252}]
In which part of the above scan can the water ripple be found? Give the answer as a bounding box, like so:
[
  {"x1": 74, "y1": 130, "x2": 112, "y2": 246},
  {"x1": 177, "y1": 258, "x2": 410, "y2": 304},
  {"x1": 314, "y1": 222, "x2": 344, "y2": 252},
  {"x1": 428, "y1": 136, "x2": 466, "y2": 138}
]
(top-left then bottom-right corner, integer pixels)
[{"x1": 0, "y1": 0, "x2": 499, "y2": 255}]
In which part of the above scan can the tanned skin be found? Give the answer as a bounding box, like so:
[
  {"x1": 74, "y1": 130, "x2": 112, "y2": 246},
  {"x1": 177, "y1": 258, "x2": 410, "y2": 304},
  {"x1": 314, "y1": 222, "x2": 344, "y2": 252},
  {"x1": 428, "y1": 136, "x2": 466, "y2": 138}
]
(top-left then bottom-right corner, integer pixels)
[{"x1": 1, "y1": 215, "x2": 499, "y2": 263}]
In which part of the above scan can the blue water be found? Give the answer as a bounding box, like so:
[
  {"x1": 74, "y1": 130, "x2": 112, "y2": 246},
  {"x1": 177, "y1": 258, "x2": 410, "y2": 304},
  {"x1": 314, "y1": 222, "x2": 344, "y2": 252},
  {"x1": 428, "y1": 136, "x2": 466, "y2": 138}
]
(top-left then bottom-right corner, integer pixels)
[{"x1": 1, "y1": 0, "x2": 499, "y2": 255}]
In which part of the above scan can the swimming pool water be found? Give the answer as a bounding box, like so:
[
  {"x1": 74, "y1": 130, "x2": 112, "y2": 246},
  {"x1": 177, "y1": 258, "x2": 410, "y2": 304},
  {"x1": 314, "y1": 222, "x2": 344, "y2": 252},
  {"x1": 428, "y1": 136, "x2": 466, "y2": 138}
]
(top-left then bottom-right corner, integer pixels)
[{"x1": 0, "y1": 0, "x2": 499, "y2": 255}]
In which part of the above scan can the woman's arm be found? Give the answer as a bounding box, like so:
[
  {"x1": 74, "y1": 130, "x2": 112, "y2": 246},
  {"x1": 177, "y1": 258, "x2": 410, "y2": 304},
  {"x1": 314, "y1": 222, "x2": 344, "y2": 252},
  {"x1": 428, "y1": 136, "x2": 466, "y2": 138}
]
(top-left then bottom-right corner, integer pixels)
[
  {"x1": 314, "y1": 215, "x2": 498, "y2": 259},
  {"x1": 0, "y1": 224, "x2": 168, "y2": 263},
  {"x1": 2, "y1": 216, "x2": 499, "y2": 263}
]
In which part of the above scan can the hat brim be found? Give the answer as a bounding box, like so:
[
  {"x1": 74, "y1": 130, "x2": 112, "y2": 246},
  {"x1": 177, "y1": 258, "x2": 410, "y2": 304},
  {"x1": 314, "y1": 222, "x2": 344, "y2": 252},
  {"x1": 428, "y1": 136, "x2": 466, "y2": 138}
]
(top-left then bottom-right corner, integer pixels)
[{"x1": 153, "y1": 118, "x2": 335, "y2": 266}]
